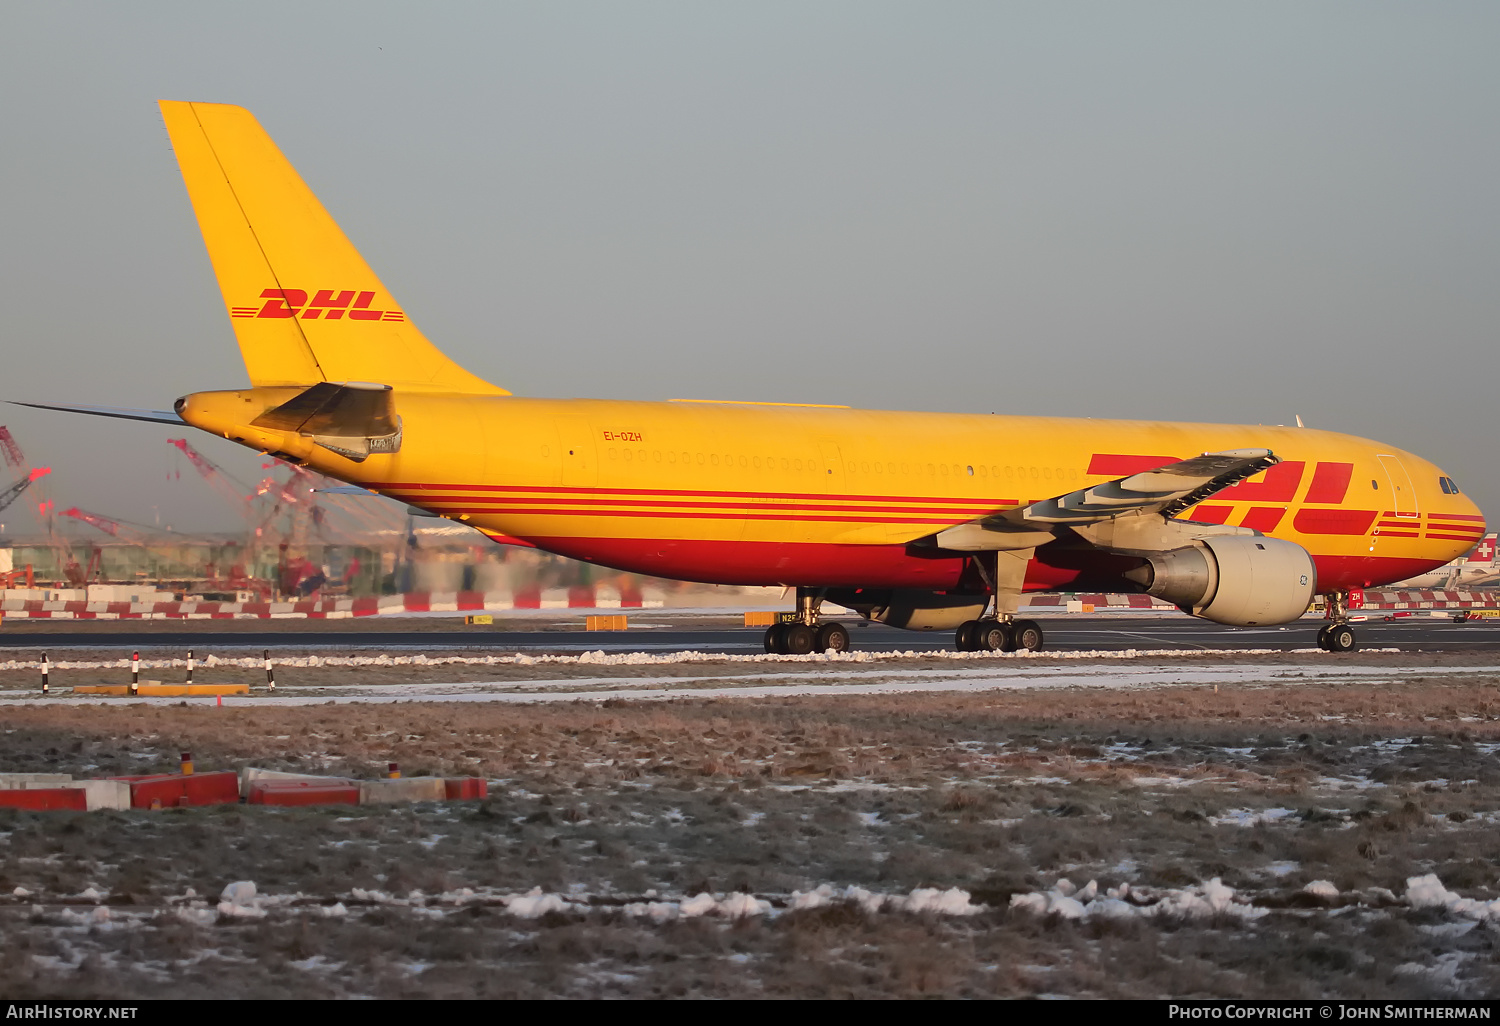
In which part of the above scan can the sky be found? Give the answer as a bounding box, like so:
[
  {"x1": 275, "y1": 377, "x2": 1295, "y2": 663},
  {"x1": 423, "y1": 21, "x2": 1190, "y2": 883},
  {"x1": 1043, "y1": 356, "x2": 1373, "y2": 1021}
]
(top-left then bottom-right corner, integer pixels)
[{"x1": 1, "y1": 2, "x2": 1497, "y2": 534}]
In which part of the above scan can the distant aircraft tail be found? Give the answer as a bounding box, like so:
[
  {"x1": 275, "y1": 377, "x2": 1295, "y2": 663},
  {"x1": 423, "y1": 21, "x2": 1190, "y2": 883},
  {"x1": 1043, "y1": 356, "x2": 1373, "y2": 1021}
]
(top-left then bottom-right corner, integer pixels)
[
  {"x1": 158, "y1": 101, "x2": 506, "y2": 396},
  {"x1": 1471, "y1": 533, "x2": 1497, "y2": 565}
]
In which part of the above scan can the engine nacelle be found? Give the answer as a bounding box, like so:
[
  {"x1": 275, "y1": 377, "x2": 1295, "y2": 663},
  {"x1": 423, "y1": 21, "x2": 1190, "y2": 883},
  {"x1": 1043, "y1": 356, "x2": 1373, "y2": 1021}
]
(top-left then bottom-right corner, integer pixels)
[
  {"x1": 828, "y1": 589, "x2": 988, "y2": 631},
  {"x1": 1125, "y1": 535, "x2": 1315, "y2": 626}
]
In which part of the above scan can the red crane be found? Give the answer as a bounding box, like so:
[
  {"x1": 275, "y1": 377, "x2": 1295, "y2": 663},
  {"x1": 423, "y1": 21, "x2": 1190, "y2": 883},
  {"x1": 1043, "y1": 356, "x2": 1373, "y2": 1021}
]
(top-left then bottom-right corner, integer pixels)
[
  {"x1": 0, "y1": 427, "x2": 25, "y2": 471},
  {"x1": 167, "y1": 438, "x2": 252, "y2": 514},
  {"x1": 60, "y1": 506, "x2": 159, "y2": 546},
  {"x1": 0, "y1": 426, "x2": 72, "y2": 581},
  {"x1": 0, "y1": 467, "x2": 50, "y2": 516}
]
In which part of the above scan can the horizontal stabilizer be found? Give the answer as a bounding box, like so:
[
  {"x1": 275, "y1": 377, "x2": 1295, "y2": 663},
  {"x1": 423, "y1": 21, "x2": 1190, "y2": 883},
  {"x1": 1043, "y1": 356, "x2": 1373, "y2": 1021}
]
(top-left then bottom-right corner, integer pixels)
[
  {"x1": 10, "y1": 401, "x2": 184, "y2": 425},
  {"x1": 249, "y1": 382, "x2": 401, "y2": 463}
]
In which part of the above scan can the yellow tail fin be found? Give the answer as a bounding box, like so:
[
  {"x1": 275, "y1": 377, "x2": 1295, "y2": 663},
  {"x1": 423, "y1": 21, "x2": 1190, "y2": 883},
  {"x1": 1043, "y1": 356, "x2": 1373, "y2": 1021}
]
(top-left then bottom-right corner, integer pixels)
[{"x1": 159, "y1": 100, "x2": 507, "y2": 395}]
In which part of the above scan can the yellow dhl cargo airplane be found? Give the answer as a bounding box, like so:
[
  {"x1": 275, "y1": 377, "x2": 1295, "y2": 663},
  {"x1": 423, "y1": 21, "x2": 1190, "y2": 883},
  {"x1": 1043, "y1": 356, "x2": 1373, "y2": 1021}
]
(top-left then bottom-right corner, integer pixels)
[{"x1": 21, "y1": 102, "x2": 1487, "y2": 654}]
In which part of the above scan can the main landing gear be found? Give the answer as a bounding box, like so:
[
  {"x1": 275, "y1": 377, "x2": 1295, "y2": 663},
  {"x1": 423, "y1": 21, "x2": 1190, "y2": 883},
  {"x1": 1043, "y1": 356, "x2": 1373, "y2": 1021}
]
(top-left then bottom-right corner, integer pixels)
[
  {"x1": 1316, "y1": 591, "x2": 1358, "y2": 652},
  {"x1": 955, "y1": 617, "x2": 1044, "y2": 653},
  {"x1": 764, "y1": 589, "x2": 852, "y2": 654}
]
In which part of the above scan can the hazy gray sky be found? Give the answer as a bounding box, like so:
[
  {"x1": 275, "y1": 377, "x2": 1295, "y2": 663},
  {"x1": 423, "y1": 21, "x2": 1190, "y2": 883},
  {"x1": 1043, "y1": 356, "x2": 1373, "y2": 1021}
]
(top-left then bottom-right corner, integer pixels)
[{"x1": 2, "y1": 2, "x2": 1496, "y2": 533}]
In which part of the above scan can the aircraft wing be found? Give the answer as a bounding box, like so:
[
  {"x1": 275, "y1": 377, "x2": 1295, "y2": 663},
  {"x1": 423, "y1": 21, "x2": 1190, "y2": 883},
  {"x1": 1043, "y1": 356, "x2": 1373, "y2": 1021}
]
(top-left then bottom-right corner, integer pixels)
[
  {"x1": 1009, "y1": 448, "x2": 1277, "y2": 525},
  {"x1": 10, "y1": 401, "x2": 184, "y2": 425},
  {"x1": 932, "y1": 448, "x2": 1278, "y2": 550}
]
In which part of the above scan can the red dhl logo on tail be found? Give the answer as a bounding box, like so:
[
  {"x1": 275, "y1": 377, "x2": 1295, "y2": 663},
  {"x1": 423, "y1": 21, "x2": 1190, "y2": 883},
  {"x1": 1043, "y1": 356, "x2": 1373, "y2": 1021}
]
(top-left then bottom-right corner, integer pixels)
[{"x1": 230, "y1": 289, "x2": 406, "y2": 322}]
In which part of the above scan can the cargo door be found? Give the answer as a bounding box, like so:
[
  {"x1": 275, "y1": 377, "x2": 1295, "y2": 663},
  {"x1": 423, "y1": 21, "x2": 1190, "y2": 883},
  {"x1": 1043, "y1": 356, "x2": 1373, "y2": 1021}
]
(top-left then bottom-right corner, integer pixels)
[
  {"x1": 1377, "y1": 454, "x2": 1418, "y2": 519},
  {"x1": 556, "y1": 416, "x2": 598, "y2": 489},
  {"x1": 819, "y1": 440, "x2": 845, "y2": 495}
]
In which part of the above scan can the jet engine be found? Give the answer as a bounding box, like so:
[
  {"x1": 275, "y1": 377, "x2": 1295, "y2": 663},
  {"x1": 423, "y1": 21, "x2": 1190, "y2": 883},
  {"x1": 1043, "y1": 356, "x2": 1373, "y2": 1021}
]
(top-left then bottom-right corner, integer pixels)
[
  {"x1": 1123, "y1": 535, "x2": 1315, "y2": 626},
  {"x1": 827, "y1": 589, "x2": 988, "y2": 631}
]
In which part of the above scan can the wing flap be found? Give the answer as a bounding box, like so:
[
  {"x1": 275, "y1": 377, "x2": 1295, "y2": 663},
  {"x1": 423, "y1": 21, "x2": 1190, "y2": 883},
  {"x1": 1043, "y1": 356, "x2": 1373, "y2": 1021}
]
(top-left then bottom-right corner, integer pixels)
[
  {"x1": 933, "y1": 449, "x2": 1279, "y2": 550},
  {"x1": 1012, "y1": 449, "x2": 1277, "y2": 525}
]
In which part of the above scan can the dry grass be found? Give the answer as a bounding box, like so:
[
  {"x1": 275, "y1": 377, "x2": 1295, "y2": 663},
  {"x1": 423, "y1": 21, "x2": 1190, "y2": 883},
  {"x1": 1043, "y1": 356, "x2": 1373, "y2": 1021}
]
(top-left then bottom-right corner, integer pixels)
[{"x1": 1, "y1": 674, "x2": 1498, "y2": 997}]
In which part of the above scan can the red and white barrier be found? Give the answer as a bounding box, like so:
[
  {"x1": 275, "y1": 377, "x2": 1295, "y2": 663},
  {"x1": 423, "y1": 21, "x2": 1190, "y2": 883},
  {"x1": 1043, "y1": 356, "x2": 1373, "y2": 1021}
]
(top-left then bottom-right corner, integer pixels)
[
  {"x1": 1357, "y1": 589, "x2": 1500, "y2": 611},
  {"x1": 0, "y1": 588, "x2": 665, "y2": 620},
  {"x1": 1, "y1": 586, "x2": 1492, "y2": 620}
]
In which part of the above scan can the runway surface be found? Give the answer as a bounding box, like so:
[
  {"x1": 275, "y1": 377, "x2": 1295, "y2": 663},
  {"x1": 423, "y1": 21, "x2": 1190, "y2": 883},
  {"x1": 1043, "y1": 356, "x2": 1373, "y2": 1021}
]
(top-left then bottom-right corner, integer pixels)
[{"x1": 1, "y1": 614, "x2": 1497, "y2": 653}]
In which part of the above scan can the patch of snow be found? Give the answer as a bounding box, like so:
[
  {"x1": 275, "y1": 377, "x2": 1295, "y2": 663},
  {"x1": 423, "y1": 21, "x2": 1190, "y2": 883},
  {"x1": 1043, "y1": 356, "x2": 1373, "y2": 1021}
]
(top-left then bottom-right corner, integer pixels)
[
  {"x1": 788, "y1": 883, "x2": 981, "y2": 916},
  {"x1": 1209, "y1": 807, "x2": 1297, "y2": 827},
  {"x1": 217, "y1": 880, "x2": 266, "y2": 919},
  {"x1": 1404, "y1": 874, "x2": 1500, "y2": 922},
  {"x1": 1303, "y1": 880, "x2": 1339, "y2": 899},
  {"x1": 289, "y1": 955, "x2": 342, "y2": 972},
  {"x1": 175, "y1": 906, "x2": 218, "y2": 927},
  {"x1": 503, "y1": 888, "x2": 575, "y2": 918},
  {"x1": 1010, "y1": 877, "x2": 1265, "y2": 921}
]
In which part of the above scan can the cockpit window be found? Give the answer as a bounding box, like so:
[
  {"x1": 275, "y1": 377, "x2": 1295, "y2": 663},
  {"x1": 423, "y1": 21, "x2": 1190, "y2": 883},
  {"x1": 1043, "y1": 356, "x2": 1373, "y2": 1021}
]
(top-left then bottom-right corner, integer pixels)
[
  {"x1": 1441, "y1": 477, "x2": 1452, "y2": 494},
  {"x1": 1440, "y1": 476, "x2": 1461, "y2": 494}
]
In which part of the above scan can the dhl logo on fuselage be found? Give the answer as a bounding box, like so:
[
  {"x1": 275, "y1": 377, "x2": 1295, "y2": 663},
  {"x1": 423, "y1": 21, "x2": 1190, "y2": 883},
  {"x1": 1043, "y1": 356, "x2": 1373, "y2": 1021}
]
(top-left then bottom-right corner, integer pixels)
[{"x1": 230, "y1": 289, "x2": 406, "y2": 322}]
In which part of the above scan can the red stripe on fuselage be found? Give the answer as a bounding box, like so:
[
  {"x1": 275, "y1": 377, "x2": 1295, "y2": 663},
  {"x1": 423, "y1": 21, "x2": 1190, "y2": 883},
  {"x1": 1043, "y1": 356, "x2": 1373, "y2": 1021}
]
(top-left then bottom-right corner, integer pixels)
[
  {"x1": 406, "y1": 495, "x2": 1012, "y2": 516},
  {"x1": 521, "y1": 535, "x2": 1448, "y2": 593},
  {"x1": 368, "y1": 481, "x2": 1012, "y2": 505}
]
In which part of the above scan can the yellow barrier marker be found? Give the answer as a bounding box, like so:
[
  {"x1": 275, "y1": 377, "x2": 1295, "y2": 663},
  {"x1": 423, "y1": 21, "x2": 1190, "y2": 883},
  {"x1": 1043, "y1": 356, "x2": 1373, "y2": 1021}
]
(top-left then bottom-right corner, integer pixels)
[
  {"x1": 586, "y1": 614, "x2": 628, "y2": 631},
  {"x1": 387, "y1": 762, "x2": 401, "y2": 779},
  {"x1": 464, "y1": 614, "x2": 494, "y2": 625},
  {"x1": 744, "y1": 611, "x2": 778, "y2": 627},
  {"x1": 180, "y1": 752, "x2": 194, "y2": 776},
  {"x1": 73, "y1": 683, "x2": 250, "y2": 696}
]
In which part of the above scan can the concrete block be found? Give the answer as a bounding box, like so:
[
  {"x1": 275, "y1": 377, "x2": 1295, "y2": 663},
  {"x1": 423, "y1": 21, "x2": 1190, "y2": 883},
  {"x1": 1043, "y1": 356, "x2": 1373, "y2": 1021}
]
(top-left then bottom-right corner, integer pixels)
[
  {"x1": 358, "y1": 777, "x2": 446, "y2": 804},
  {"x1": 125, "y1": 771, "x2": 240, "y2": 809},
  {"x1": 241, "y1": 768, "x2": 352, "y2": 794},
  {"x1": 0, "y1": 788, "x2": 87, "y2": 811},
  {"x1": 66, "y1": 780, "x2": 131, "y2": 811},
  {"x1": 445, "y1": 778, "x2": 489, "y2": 800},
  {"x1": 249, "y1": 783, "x2": 360, "y2": 807},
  {"x1": 0, "y1": 773, "x2": 73, "y2": 789}
]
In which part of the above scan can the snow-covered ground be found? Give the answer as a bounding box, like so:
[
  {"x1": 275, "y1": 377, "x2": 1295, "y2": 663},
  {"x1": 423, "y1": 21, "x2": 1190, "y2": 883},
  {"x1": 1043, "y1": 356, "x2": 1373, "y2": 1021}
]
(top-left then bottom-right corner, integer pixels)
[{"x1": 0, "y1": 653, "x2": 1480, "y2": 707}]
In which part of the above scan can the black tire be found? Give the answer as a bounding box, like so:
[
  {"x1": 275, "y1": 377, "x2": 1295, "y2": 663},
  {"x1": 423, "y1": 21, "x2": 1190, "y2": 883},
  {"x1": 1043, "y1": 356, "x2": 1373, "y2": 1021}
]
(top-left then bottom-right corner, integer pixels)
[
  {"x1": 1315, "y1": 625, "x2": 1331, "y2": 651},
  {"x1": 764, "y1": 624, "x2": 786, "y2": 654},
  {"x1": 976, "y1": 621, "x2": 1008, "y2": 652},
  {"x1": 784, "y1": 623, "x2": 816, "y2": 655},
  {"x1": 1011, "y1": 619, "x2": 1044, "y2": 652},
  {"x1": 1327, "y1": 624, "x2": 1357, "y2": 653},
  {"x1": 815, "y1": 622, "x2": 851, "y2": 654},
  {"x1": 955, "y1": 620, "x2": 979, "y2": 652}
]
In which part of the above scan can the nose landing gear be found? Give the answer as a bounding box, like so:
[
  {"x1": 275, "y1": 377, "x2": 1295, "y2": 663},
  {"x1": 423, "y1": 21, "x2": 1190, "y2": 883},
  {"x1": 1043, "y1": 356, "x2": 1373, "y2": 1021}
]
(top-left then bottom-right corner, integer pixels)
[{"x1": 1316, "y1": 591, "x2": 1358, "y2": 652}]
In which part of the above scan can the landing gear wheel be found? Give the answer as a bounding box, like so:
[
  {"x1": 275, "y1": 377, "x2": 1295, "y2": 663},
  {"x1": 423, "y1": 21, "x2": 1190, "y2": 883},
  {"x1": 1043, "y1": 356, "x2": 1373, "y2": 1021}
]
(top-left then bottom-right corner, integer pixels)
[
  {"x1": 1010, "y1": 619, "x2": 1044, "y2": 652},
  {"x1": 1325, "y1": 623, "x2": 1357, "y2": 653},
  {"x1": 783, "y1": 623, "x2": 816, "y2": 655},
  {"x1": 815, "y1": 622, "x2": 851, "y2": 654},
  {"x1": 975, "y1": 621, "x2": 1009, "y2": 652},
  {"x1": 1315, "y1": 625, "x2": 1332, "y2": 651},
  {"x1": 955, "y1": 620, "x2": 981, "y2": 652},
  {"x1": 764, "y1": 624, "x2": 787, "y2": 654}
]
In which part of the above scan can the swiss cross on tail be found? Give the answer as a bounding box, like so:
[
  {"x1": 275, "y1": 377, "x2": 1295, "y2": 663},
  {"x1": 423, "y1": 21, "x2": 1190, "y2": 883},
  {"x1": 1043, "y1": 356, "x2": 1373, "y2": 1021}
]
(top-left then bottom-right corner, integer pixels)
[
  {"x1": 230, "y1": 289, "x2": 407, "y2": 322},
  {"x1": 1473, "y1": 535, "x2": 1496, "y2": 563}
]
